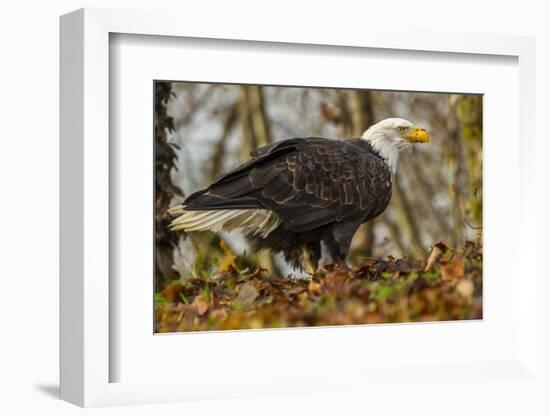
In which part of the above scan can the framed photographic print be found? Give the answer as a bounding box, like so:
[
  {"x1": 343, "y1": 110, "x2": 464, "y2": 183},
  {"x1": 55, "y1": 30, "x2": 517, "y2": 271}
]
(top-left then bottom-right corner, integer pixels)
[
  {"x1": 60, "y1": 7, "x2": 539, "y2": 408},
  {"x1": 153, "y1": 80, "x2": 483, "y2": 334}
]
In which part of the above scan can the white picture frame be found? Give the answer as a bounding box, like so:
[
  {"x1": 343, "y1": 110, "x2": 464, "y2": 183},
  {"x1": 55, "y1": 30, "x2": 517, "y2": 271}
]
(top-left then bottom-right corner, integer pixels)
[{"x1": 60, "y1": 8, "x2": 538, "y2": 408}]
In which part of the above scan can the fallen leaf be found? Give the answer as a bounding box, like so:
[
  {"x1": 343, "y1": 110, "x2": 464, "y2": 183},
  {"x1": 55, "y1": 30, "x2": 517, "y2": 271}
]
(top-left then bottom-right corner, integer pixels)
[
  {"x1": 308, "y1": 281, "x2": 321, "y2": 295},
  {"x1": 391, "y1": 259, "x2": 415, "y2": 273},
  {"x1": 376, "y1": 259, "x2": 390, "y2": 273},
  {"x1": 440, "y1": 253, "x2": 465, "y2": 281},
  {"x1": 455, "y1": 278, "x2": 474, "y2": 299},
  {"x1": 210, "y1": 308, "x2": 228, "y2": 321},
  {"x1": 284, "y1": 286, "x2": 306, "y2": 296},
  {"x1": 219, "y1": 240, "x2": 237, "y2": 272},
  {"x1": 237, "y1": 281, "x2": 259, "y2": 306},
  {"x1": 322, "y1": 270, "x2": 351, "y2": 295},
  {"x1": 190, "y1": 295, "x2": 209, "y2": 315},
  {"x1": 161, "y1": 282, "x2": 184, "y2": 303},
  {"x1": 424, "y1": 242, "x2": 448, "y2": 272}
]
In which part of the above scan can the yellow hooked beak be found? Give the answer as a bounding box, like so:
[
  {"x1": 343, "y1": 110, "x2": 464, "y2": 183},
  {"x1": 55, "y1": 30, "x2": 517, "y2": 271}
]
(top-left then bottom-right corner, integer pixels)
[{"x1": 405, "y1": 125, "x2": 430, "y2": 143}]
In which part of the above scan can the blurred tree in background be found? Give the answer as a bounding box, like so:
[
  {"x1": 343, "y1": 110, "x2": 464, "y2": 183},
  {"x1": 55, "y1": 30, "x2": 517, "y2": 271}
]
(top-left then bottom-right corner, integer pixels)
[
  {"x1": 154, "y1": 82, "x2": 184, "y2": 288},
  {"x1": 155, "y1": 82, "x2": 483, "y2": 285}
]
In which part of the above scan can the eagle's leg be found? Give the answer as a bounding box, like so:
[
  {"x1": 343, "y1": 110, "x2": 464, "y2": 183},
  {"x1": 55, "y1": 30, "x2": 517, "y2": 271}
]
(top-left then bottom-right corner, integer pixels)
[
  {"x1": 326, "y1": 221, "x2": 362, "y2": 268},
  {"x1": 301, "y1": 242, "x2": 321, "y2": 275}
]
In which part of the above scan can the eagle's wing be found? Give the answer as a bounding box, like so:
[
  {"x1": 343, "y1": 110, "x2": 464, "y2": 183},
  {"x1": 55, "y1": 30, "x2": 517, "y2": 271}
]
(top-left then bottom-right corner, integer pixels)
[{"x1": 183, "y1": 138, "x2": 392, "y2": 232}]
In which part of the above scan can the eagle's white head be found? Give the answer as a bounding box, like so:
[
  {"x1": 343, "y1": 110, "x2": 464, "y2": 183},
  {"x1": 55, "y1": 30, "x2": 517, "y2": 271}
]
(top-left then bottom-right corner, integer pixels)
[{"x1": 362, "y1": 117, "x2": 429, "y2": 173}]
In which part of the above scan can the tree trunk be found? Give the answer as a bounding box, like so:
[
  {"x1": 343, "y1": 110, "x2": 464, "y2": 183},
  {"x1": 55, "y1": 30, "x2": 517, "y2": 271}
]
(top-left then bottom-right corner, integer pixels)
[
  {"x1": 347, "y1": 90, "x2": 376, "y2": 260},
  {"x1": 209, "y1": 103, "x2": 238, "y2": 182},
  {"x1": 238, "y1": 86, "x2": 280, "y2": 275},
  {"x1": 154, "y1": 81, "x2": 184, "y2": 289},
  {"x1": 391, "y1": 177, "x2": 426, "y2": 259},
  {"x1": 456, "y1": 95, "x2": 483, "y2": 231}
]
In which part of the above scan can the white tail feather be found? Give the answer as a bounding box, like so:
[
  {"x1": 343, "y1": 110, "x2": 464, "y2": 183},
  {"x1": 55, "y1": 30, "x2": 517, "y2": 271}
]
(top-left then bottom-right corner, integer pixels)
[{"x1": 170, "y1": 208, "x2": 281, "y2": 238}]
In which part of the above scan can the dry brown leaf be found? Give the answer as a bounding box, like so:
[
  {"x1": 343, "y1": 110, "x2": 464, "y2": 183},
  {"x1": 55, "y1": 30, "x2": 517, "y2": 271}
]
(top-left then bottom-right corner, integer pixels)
[
  {"x1": 190, "y1": 295, "x2": 209, "y2": 316},
  {"x1": 308, "y1": 281, "x2": 321, "y2": 295},
  {"x1": 237, "y1": 281, "x2": 259, "y2": 306},
  {"x1": 161, "y1": 282, "x2": 184, "y2": 303},
  {"x1": 456, "y1": 278, "x2": 475, "y2": 299},
  {"x1": 210, "y1": 308, "x2": 228, "y2": 321},
  {"x1": 322, "y1": 271, "x2": 350, "y2": 294},
  {"x1": 440, "y1": 253, "x2": 465, "y2": 281},
  {"x1": 424, "y1": 242, "x2": 448, "y2": 272}
]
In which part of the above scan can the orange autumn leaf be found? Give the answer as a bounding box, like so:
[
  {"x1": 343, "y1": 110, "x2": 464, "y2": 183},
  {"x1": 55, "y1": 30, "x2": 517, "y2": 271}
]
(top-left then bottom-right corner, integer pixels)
[
  {"x1": 440, "y1": 252, "x2": 465, "y2": 281},
  {"x1": 219, "y1": 239, "x2": 237, "y2": 272},
  {"x1": 161, "y1": 282, "x2": 184, "y2": 303},
  {"x1": 190, "y1": 295, "x2": 209, "y2": 316},
  {"x1": 322, "y1": 270, "x2": 351, "y2": 295}
]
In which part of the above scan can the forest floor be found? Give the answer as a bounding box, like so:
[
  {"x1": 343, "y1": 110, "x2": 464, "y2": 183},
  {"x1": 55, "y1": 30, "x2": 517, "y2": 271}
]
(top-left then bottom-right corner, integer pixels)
[{"x1": 155, "y1": 241, "x2": 482, "y2": 332}]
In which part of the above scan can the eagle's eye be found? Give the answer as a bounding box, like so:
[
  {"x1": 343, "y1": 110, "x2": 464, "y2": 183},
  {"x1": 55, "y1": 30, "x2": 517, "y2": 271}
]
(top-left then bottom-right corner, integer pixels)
[{"x1": 398, "y1": 126, "x2": 407, "y2": 133}]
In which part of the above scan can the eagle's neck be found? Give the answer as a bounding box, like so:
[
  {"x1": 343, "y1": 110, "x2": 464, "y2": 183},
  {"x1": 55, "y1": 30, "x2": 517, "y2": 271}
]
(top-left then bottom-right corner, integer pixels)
[{"x1": 362, "y1": 130, "x2": 403, "y2": 174}]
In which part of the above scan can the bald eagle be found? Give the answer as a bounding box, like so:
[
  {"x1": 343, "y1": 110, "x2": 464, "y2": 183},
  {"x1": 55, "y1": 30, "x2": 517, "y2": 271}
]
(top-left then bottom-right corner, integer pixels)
[{"x1": 169, "y1": 118, "x2": 429, "y2": 273}]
